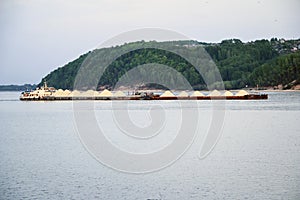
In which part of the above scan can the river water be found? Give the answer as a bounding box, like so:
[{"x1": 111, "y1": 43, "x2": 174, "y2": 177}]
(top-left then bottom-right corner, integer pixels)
[{"x1": 0, "y1": 91, "x2": 299, "y2": 199}]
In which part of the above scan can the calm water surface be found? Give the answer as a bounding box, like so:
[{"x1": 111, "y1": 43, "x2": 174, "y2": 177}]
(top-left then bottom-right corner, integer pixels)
[{"x1": 0, "y1": 91, "x2": 300, "y2": 199}]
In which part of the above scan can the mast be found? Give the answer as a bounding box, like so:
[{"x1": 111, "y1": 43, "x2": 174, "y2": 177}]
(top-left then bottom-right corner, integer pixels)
[{"x1": 44, "y1": 81, "x2": 48, "y2": 89}]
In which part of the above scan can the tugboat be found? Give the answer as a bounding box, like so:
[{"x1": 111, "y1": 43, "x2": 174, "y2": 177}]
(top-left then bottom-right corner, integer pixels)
[{"x1": 20, "y1": 82, "x2": 56, "y2": 100}]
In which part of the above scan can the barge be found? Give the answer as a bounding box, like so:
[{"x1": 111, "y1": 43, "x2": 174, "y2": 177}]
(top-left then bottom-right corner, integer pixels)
[{"x1": 20, "y1": 83, "x2": 268, "y2": 101}]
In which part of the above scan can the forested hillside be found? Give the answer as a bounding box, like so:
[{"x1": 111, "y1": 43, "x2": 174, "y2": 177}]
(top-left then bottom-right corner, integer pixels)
[{"x1": 39, "y1": 38, "x2": 300, "y2": 90}]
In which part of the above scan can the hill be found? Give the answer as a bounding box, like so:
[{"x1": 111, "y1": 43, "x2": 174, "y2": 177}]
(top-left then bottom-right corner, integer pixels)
[{"x1": 39, "y1": 38, "x2": 300, "y2": 90}]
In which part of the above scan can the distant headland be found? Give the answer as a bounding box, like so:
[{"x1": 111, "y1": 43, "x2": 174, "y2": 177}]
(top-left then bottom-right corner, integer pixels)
[{"x1": 0, "y1": 84, "x2": 36, "y2": 91}]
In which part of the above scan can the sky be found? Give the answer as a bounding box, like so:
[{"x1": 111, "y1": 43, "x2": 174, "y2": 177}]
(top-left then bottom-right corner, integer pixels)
[{"x1": 0, "y1": 0, "x2": 299, "y2": 85}]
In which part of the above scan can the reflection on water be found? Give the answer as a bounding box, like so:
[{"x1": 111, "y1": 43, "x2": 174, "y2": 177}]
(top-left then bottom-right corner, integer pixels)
[{"x1": 0, "y1": 91, "x2": 300, "y2": 199}]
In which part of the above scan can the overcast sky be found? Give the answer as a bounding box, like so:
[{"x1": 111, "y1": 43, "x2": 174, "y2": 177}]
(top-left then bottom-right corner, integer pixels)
[{"x1": 0, "y1": 0, "x2": 299, "y2": 84}]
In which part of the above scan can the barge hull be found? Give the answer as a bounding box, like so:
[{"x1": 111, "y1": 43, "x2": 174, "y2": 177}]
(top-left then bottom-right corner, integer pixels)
[{"x1": 20, "y1": 94, "x2": 268, "y2": 101}]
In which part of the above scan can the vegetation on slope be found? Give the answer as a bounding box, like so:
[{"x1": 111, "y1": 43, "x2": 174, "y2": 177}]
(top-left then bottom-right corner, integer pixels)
[
  {"x1": 250, "y1": 52, "x2": 300, "y2": 88},
  {"x1": 39, "y1": 38, "x2": 300, "y2": 90}
]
